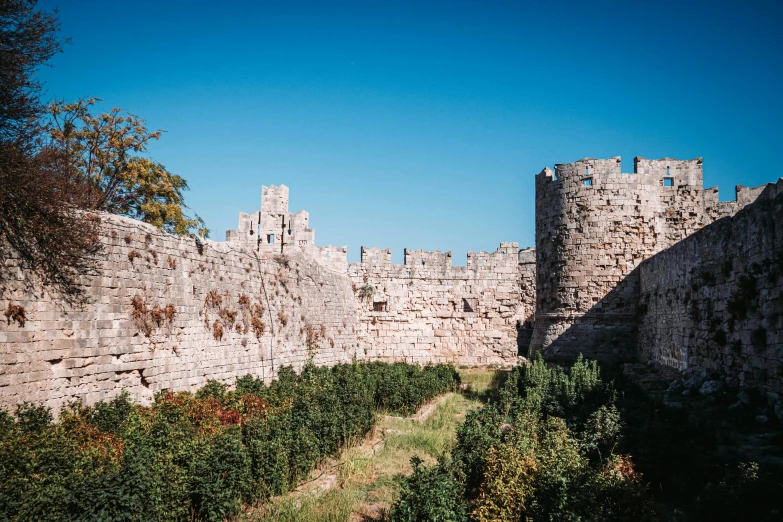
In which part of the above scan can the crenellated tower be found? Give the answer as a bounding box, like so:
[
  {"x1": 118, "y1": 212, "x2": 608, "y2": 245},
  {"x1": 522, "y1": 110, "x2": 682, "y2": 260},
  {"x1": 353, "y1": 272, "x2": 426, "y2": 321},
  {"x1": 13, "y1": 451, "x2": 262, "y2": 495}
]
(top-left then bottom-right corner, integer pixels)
[{"x1": 530, "y1": 156, "x2": 742, "y2": 361}]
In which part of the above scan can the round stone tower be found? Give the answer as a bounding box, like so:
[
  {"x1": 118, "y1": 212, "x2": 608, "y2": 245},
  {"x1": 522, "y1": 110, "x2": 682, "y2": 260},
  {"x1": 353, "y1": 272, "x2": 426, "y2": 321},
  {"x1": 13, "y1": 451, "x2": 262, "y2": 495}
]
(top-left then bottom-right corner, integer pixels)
[{"x1": 530, "y1": 156, "x2": 712, "y2": 361}]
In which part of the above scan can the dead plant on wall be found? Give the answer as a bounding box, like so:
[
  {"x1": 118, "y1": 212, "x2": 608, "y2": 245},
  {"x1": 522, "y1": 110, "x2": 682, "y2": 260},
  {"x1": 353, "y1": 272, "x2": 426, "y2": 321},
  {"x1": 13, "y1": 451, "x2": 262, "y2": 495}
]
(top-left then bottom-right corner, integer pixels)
[
  {"x1": 304, "y1": 322, "x2": 321, "y2": 358},
  {"x1": 219, "y1": 308, "x2": 238, "y2": 324},
  {"x1": 204, "y1": 290, "x2": 222, "y2": 309},
  {"x1": 213, "y1": 320, "x2": 224, "y2": 340},
  {"x1": 131, "y1": 294, "x2": 152, "y2": 336},
  {"x1": 250, "y1": 303, "x2": 266, "y2": 338},
  {"x1": 4, "y1": 303, "x2": 25, "y2": 327},
  {"x1": 131, "y1": 294, "x2": 175, "y2": 338}
]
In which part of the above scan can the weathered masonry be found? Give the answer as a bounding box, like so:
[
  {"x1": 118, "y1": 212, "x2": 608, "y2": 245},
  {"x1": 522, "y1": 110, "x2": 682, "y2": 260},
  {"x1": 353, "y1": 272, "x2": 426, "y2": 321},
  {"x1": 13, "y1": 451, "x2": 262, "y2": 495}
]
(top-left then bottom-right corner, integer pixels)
[
  {"x1": 638, "y1": 179, "x2": 783, "y2": 392},
  {"x1": 0, "y1": 214, "x2": 362, "y2": 413},
  {"x1": 348, "y1": 245, "x2": 535, "y2": 365},
  {"x1": 3, "y1": 157, "x2": 782, "y2": 412},
  {"x1": 0, "y1": 185, "x2": 533, "y2": 412},
  {"x1": 533, "y1": 155, "x2": 782, "y2": 394}
]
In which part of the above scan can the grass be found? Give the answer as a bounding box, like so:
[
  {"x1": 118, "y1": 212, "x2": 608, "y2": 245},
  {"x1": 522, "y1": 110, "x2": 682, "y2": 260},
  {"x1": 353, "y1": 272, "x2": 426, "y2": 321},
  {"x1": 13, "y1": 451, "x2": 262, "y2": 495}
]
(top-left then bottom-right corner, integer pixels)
[{"x1": 242, "y1": 368, "x2": 502, "y2": 521}]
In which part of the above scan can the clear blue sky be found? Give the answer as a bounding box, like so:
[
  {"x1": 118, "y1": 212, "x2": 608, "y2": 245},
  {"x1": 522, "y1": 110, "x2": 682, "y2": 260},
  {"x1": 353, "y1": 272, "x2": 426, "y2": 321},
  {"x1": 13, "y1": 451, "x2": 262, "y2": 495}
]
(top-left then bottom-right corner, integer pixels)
[{"x1": 38, "y1": 0, "x2": 783, "y2": 263}]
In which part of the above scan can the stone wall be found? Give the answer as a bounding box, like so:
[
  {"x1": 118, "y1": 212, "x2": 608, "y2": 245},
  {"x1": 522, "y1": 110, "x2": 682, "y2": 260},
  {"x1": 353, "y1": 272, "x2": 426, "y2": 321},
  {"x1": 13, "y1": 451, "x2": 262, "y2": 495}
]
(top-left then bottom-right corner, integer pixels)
[
  {"x1": 347, "y1": 243, "x2": 535, "y2": 365},
  {"x1": 532, "y1": 156, "x2": 760, "y2": 361},
  {"x1": 0, "y1": 214, "x2": 363, "y2": 413},
  {"x1": 1, "y1": 187, "x2": 536, "y2": 411},
  {"x1": 638, "y1": 179, "x2": 783, "y2": 393}
]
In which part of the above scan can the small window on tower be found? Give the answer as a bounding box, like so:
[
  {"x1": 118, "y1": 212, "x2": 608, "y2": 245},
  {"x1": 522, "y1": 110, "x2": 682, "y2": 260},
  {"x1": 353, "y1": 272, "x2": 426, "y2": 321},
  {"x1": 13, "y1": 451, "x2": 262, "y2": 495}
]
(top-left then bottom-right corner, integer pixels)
[
  {"x1": 267, "y1": 234, "x2": 275, "y2": 244},
  {"x1": 664, "y1": 178, "x2": 673, "y2": 187},
  {"x1": 584, "y1": 177, "x2": 593, "y2": 187},
  {"x1": 373, "y1": 301, "x2": 388, "y2": 312},
  {"x1": 666, "y1": 166, "x2": 670, "y2": 176}
]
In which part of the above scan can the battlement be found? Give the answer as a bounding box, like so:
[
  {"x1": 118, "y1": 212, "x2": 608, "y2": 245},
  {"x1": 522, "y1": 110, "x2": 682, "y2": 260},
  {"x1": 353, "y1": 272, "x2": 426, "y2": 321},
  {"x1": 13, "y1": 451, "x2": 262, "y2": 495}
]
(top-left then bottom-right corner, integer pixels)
[
  {"x1": 354, "y1": 243, "x2": 532, "y2": 273},
  {"x1": 314, "y1": 245, "x2": 348, "y2": 271},
  {"x1": 537, "y1": 156, "x2": 704, "y2": 191},
  {"x1": 404, "y1": 249, "x2": 452, "y2": 268},
  {"x1": 261, "y1": 184, "x2": 289, "y2": 215},
  {"x1": 633, "y1": 157, "x2": 703, "y2": 186},
  {"x1": 360, "y1": 247, "x2": 393, "y2": 266},
  {"x1": 466, "y1": 243, "x2": 518, "y2": 270},
  {"x1": 518, "y1": 246, "x2": 535, "y2": 265},
  {"x1": 226, "y1": 184, "x2": 314, "y2": 250}
]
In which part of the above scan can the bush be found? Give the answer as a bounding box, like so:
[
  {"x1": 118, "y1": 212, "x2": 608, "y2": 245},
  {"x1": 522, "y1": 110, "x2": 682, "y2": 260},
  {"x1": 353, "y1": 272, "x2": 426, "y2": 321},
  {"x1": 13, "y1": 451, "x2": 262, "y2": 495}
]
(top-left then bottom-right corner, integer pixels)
[
  {"x1": 390, "y1": 456, "x2": 469, "y2": 522},
  {"x1": 0, "y1": 360, "x2": 458, "y2": 521},
  {"x1": 389, "y1": 355, "x2": 655, "y2": 522}
]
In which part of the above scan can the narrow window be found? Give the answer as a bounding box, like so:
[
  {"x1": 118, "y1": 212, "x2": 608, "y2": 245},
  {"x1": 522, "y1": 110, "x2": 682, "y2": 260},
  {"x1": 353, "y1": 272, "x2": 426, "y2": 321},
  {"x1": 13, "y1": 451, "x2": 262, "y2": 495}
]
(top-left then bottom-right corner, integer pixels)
[
  {"x1": 663, "y1": 178, "x2": 673, "y2": 187},
  {"x1": 420, "y1": 256, "x2": 424, "y2": 266},
  {"x1": 373, "y1": 301, "x2": 388, "y2": 312},
  {"x1": 586, "y1": 166, "x2": 590, "y2": 175},
  {"x1": 375, "y1": 253, "x2": 379, "y2": 265},
  {"x1": 583, "y1": 178, "x2": 593, "y2": 187},
  {"x1": 325, "y1": 251, "x2": 330, "y2": 260},
  {"x1": 666, "y1": 166, "x2": 670, "y2": 176},
  {"x1": 267, "y1": 234, "x2": 275, "y2": 244}
]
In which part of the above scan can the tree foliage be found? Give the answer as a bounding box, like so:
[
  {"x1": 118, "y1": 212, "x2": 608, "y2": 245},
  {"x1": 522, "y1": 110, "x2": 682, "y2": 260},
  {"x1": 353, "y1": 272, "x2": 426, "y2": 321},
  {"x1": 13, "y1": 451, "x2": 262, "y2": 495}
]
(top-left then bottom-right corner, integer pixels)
[
  {"x1": 0, "y1": 0, "x2": 61, "y2": 149},
  {"x1": 0, "y1": 0, "x2": 101, "y2": 302},
  {"x1": 47, "y1": 98, "x2": 209, "y2": 237}
]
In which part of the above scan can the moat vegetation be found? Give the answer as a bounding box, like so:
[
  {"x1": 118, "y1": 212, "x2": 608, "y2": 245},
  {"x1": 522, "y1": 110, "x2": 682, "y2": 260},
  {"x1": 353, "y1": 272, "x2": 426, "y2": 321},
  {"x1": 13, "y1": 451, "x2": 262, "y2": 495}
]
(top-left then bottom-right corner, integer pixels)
[
  {"x1": 0, "y1": 361, "x2": 458, "y2": 521},
  {"x1": 1, "y1": 358, "x2": 782, "y2": 521},
  {"x1": 383, "y1": 357, "x2": 783, "y2": 522}
]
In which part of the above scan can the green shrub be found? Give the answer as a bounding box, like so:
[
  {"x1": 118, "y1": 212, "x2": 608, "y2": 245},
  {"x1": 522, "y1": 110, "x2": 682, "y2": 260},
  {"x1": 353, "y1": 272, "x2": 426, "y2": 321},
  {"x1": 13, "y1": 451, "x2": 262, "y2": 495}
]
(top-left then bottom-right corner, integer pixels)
[
  {"x1": 389, "y1": 456, "x2": 469, "y2": 522},
  {"x1": 389, "y1": 356, "x2": 655, "y2": 522},
  {"x1": 0, "y1": 361, "x2": 457, "y2": 521}
]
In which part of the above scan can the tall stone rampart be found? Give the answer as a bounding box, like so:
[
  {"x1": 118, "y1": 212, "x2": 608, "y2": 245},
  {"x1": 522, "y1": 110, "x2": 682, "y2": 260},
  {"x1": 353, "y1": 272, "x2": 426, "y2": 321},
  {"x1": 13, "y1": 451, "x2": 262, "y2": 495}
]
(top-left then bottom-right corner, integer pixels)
[
  {"x1": 638, "y1": 179, "x2": 783, "y2": 393},
  {"x1": 347, "y1": 243, "x2": 535, "y2": 365},
  {"x1": 1, "y1": 185, "x2": 536, "y2": 412},
  {"x1": 532, "y1": 156, "x2": 759, "y2": 361},
  {"x1": 0, "y1": 214, "x2": 363, "y2": 413}
]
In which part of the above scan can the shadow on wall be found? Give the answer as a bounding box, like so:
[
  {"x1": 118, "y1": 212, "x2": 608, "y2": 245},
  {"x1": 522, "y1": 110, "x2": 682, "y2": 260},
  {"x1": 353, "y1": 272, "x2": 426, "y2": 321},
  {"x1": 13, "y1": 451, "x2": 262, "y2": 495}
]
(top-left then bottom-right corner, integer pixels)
[
  {"x1": 516, "y1": 316, "x2": 535, "y2": 357},
  {"x1": 531, "y1": 180, "x2": 783, "y2": 395},
  {"x1": 636, "y1": 181, "x2": 783, "y2": 393},
  {"x1": 530, "y1": 267, "x2": 641, "y2": 363}
]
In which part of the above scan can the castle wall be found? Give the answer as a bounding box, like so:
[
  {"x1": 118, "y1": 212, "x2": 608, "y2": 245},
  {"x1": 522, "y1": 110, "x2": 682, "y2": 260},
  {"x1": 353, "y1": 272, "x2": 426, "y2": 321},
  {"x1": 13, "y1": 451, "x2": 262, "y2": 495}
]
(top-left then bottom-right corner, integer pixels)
[
  {"x1": 347, "y1": 243, "x2": 535, "y2": 365},
  {"x1": 638, "y1": 179, "x2": 783, "y2": 392},
  {"x1": 532, "y1": 156, "x2": 743, "y2": 361},
  {"x1": 0, "y1": 214, "x2": 363, "y2": 413}
]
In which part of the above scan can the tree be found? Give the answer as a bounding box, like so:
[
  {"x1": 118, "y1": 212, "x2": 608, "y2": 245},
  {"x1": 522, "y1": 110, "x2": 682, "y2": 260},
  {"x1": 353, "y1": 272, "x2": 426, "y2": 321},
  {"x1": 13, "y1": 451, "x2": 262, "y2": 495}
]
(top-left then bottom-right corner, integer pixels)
[
  {"x1": 0, "y1": 0, "x2": 61, "y2": 150},
  {"x1": 0, "y1": 0, "x2": 101, "y2": 303},
  {"x1": 47, "y1": 98, "x2": 209, "y2": 237}
]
